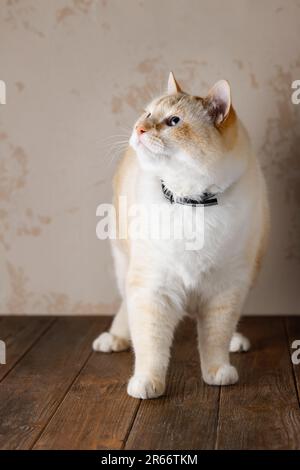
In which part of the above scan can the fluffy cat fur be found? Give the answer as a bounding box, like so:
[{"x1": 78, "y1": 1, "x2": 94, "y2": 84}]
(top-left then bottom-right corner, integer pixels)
[{"x1": 93, "y1": 73, "x2": 270, "y2": 399}]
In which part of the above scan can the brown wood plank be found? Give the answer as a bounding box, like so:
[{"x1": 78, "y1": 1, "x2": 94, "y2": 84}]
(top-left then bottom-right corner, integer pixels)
[
  {"x1": 0, "y1": 316, "x2": 109, "y2": 450},
  {"x1": 125, "y1": 318, "x2": 220, "y2": 450},
  {"x1": 286, "y1": 317, "x2": 300, "y2": 404},
  {"x1": 0, "y1": 316, "x2": 55, "y2": 382},
  {"x1": 216, "y1": 317, "x2": 300, "y2": 450},
  {"x1": 34, "y1": 335, "x2": 140, "y2": 450}
]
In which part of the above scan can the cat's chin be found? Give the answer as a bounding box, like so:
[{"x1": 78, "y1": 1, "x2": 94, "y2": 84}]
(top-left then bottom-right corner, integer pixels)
[
  {"x1": 133, "y1": 141, "x2": 160, "y2": 157},
  {"x1": 135, "y1": 150, "x2": 169, "y2": 175},
  {"x1": 130, "y1": 142, "x2": 163, "y2": 166},
  {"x1": 136, "y1": 152, "x2": 163, "y2": 172}
]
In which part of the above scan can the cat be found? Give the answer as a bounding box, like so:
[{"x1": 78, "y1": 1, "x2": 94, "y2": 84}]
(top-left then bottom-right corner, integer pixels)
[{"x1": 93, "y1": 72, "x2": 270, "y2": 399}]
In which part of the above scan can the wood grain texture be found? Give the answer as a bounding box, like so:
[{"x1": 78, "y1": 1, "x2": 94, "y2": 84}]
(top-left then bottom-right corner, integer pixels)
[
  {"x1": 0, "y1": 316, "x2": 55, "y2": 382},
  {"x1": 216, "y1": 317, "x2": 300, "y2": 450},
  {"x1": 286, "y1": 317, "x2": 300, "y2": 404},
  {"x1": 0, "y1": 317, "x2": 107, "y2": 450},
  {"x1": 125, "y1": 318, "x2": 220, "y2": 450},
  {"x1": 1, "y1": 316, "x2": 300, "y2": 450},
  {"x1": 34, "y1": 338, "x2": 140, "y2": 449}
]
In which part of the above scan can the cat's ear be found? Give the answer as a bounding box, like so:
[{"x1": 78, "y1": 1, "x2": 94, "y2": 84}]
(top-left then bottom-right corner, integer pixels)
[
  {"x1": 204, "y1": 80, "x2": 231, "y2": 125},
  {"x1": 168, "y1": 72, "x2": 182, "y2": 94}
]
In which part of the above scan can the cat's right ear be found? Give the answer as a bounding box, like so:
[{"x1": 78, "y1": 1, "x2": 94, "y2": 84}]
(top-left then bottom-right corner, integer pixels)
[
  {"x1": 204, "y1": 80, "x2": 231, "y2": 126},
  {"x1": 168, "y1": 72, "x2": 182, "y2": 95}
]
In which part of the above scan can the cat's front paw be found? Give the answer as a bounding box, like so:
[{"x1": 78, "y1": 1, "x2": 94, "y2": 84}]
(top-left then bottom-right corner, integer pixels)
[
  {"x1": 203, "y1": 364, "x2": 238, "y2": 386},
  {"x1": 230, "y1": 332, "x2": 250, "y2": 352},
  {"x1": 127, "y1": 375, "x2": 165, "y2": 399},
  {"x1": 92, "y1": 332, "x2": 130, "y2": 353}
]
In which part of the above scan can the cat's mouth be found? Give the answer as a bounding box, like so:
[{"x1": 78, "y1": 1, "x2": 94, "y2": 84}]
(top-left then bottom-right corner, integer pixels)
[
  {"x1": 138, "y1": 136, "x2": 165, "y2": 156},
  {"x1": 130, "y1": 130, "x2": 166, "y2": 157}
]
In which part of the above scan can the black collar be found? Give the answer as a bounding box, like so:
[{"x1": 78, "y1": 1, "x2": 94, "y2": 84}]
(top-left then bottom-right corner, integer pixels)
[{"x1": 161, "y1": 180, "x2": 218, "y2": 207}]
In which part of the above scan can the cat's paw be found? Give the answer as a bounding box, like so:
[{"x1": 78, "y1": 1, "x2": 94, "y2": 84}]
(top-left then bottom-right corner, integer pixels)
[
  {"x1": 230, "y1": 332, "x2": 250, "y2": 352},
  {"x1": 203, "y1": 364, "x2": 239, "y2": 386},
  {"x1": 92, "y1": 332, "x2": 130, "y2": 353},
  {"x1": 127, "y1": 375, "x2": 165, "y2": 399}
]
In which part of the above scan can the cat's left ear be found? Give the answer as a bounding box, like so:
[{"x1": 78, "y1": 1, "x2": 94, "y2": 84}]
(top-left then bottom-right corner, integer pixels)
[
  {"x1": 204, "y1": 80, "x2": 231, "y2": 125},
  {"x1": 168, "y1": 72, "x2": 182, "y2": 94}
]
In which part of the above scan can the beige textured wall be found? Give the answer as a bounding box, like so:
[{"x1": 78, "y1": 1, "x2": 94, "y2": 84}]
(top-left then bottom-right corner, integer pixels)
[{"x1": 0, "y1": 0, "x2": 300, "y2": 315}]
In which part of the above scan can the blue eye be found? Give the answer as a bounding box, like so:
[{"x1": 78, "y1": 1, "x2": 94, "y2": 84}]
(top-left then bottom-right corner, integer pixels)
[{"x1": 166, "y1": 115, "x2": 180, "y2": 126}]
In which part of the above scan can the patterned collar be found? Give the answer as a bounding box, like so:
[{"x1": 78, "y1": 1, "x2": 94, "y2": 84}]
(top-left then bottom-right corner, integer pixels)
[{"x1": 161, "y1": 180, "x2": 218, "y2": 207}]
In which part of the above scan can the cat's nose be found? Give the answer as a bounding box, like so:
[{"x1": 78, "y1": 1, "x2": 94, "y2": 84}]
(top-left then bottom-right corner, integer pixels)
[{"x1": 136, "y1": 125, "x2": 147, "y2": 135}]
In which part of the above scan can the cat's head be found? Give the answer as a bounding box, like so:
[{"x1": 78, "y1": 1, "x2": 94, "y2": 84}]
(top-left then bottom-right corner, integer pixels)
[{"x1": 130, "y1": 73, "x2": 246, "y2": 194}]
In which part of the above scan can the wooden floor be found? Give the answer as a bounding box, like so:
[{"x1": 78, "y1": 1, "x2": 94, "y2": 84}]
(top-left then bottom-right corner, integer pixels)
[{"x1": 0, "y1": 316, "x2": 300, "y2": 450}]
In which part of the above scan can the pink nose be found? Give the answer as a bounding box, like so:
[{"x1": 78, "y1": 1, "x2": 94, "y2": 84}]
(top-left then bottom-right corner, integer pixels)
[{"x1": 136, "y1": 125, "x2": 146, "y2": 135}]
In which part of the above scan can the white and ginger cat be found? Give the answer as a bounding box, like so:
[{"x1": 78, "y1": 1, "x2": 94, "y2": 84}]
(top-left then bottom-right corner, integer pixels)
[{"x1": 93, "y1": 73, "x2": 269, "y2": 399}]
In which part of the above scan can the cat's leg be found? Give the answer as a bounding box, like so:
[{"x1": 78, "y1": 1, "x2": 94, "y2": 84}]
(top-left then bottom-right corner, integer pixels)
[
  {"x1": 92, "y1": 301, "x2": 130, "y2": 352},
  {"x1": 126, "y1": 280, "x2": 185, "y2": 399},
  {"x1": 230, "y1": 331, "x2": 250, "y2": 352},
  {"x1": 93, "y1": 241, "x2": 130, "y2": 353},
  {"x1": 197, "y1": 290, "x2": 246, "y2": 386}
]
